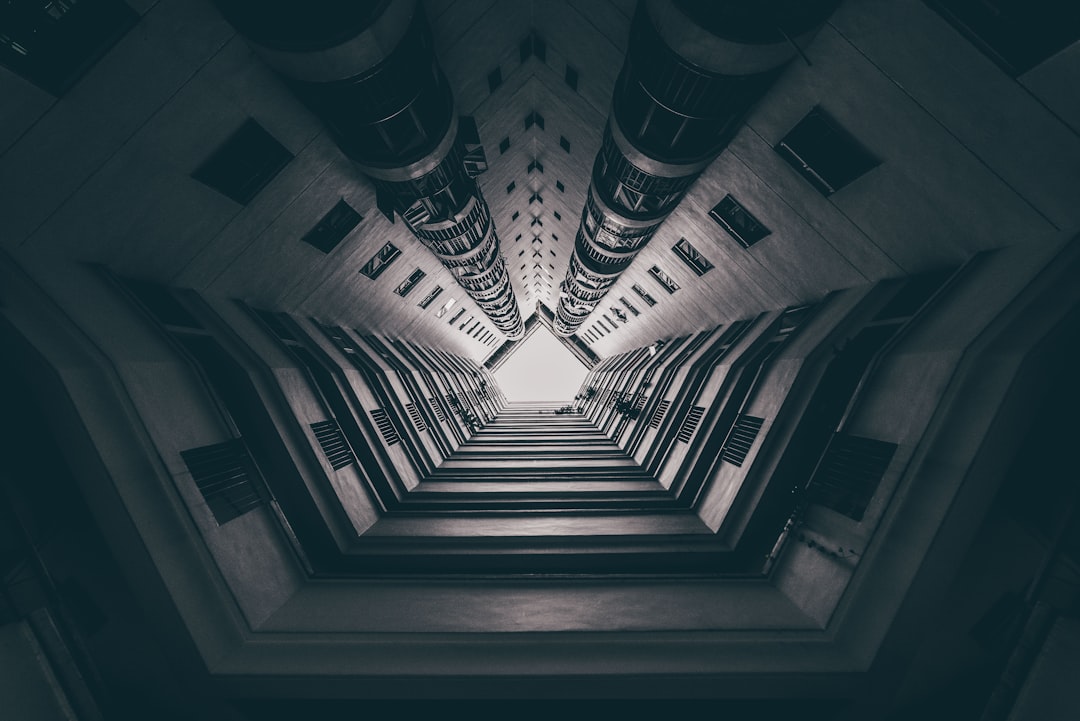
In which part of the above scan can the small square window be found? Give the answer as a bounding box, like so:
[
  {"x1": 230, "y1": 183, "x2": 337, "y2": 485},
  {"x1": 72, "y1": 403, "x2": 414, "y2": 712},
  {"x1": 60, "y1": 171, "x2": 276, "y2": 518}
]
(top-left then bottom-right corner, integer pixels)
[
  {"x1": 0, "y1": 0, "x2": 139, "y2": 95},
  {"x1": 556, "y1": 180, "x2": 565, "y2": 193},
  {"x1": 487, "y1": 67, "x2": 502, "y2": 93},
  {"x1": 193, "y1": 119, "x2": 293, "y2": 205},
  {"x1": 565, "y1": 65, "x2": 579, "y2": 91},
  {"x1": 301, "y1": 199, "x2": 362, "y2": 253},
  {"x1": 524, "y1": 111, "x2": 545, "y2": 130},
  {"x1": 394, "y1": 268, "x2": 426, "y2": 297},
  {"x1": 527, "y1": 159, "x2": 544, "y2": 174},
  {"x1": 499, "y1": 137, "x2": 511, "y2": 154},
  {"x1": 359, "y1": 242, "x2": 401, "y2": 280},
  {"x1": 506, "y1": 181, "x2": 516, "y2": 194},
  {"x1": 672, "y1": 238, "x2": 714, "y2": 276},
  {"x1": 553, "y1": 210, "x2": 561, "y2": 221},
  {"x1": 632, "y1": 283, "x2": 658, "y2": 307},
  {"x1": 647, "y1": 265, "x2": 680, "y2": 294},
  {"x1": 559, "y1": 136, "x2": 571, "y2": 153},
  {"x1": 512, "y1": 211, "x2": 520, "y2": 221},
  {"x1": 519, "y1": 32, "x2": 546, "y2": 63},
  {"x1": 709, "y1": 194, "x2": 770, "y2": 248},
  {"x1": 435, "y1": 297, "x2": 456, "y2": 319},
  {"x1": 775, "y1": 107, "x2": 879, "y2": 195}
]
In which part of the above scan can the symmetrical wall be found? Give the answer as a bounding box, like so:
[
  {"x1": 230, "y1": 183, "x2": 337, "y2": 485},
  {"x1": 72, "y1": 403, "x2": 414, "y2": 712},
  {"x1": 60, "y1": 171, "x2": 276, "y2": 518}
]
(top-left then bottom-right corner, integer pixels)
[
  {"x1": 553, "y1": 1, "x2": 839, "y2": 334},
  {"x1": 2, "y1": 231, "x2": 1077, "y2": 698},
  {"x1": 217, "y1": 0, "x2": 525, "y2": 338}
]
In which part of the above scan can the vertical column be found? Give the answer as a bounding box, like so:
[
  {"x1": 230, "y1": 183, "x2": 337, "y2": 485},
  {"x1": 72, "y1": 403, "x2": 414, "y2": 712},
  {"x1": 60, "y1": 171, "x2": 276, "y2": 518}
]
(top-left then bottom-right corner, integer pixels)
[
  {"x1": 216, "y1": 0, "x2": 525, "y2": 339},
  {"x1": 554, "y1": 0, "x2": 838, "y2": 335}
]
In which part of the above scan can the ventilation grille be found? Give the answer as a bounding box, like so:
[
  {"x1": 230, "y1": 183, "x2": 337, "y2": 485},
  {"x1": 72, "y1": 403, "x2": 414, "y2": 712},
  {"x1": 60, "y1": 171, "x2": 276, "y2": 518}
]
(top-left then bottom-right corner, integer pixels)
[
  {"x1": 721, "y1": 414, "x2": 765, "y2": 467},
  {"x1": 633, "y1": 394, "x2": 648, "y2": 412},
  {"x1": 649, "y1": 400, "x2": 671, "y2": 429},
  {"x1": 676, "y1": 406, "x2": 706, "y2": 444},
  {"x1": 405, "y1": 403, "x2": 428, "y2": 432},
  {"x1": 181, "y1": 440, "x2": 263, "y2": 525},
  {"x1": 369, "y1": 409, "x2": 400, "y2": 446},
  {"x1": 310, "y1": 420, "x2": 354, "y2": 470},
  {"x1": 808, "y1": 434, "x2": 897, "y2": 521},
  {"x1": 429, "y1": 397, "x2": 446, "y2": 423}
]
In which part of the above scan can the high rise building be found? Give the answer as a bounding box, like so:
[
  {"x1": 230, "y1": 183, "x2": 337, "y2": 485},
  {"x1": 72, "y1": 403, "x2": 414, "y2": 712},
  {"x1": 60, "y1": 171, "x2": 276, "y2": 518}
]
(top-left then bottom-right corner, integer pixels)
[{"x1": 1, "y1": 1, "x2": 1079, "y2": 718}]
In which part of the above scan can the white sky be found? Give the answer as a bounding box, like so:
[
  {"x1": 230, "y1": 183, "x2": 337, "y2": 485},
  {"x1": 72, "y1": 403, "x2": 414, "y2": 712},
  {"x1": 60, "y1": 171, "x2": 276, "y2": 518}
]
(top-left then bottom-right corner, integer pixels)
[{"x1": 493, "y1": 326, "x2": 589, "y2": 402}]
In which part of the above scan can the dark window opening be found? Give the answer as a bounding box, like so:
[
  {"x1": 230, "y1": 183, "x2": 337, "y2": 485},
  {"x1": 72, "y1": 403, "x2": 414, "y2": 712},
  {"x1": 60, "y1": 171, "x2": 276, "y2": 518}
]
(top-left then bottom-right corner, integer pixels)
[
  {"x1": 487, "y1": 66, "x2": 502, "y2": 93},
  {"x1": 359, "y1": 242, "x2": 401, "y2": 279},
  {"x1": 925, "y1": 0, "x2": 1080, "y2": 75},
  {"x1": 182, "y1": 440, "x2": 264, "y2": 525},
  {"x1": 192, "y1": 119, "x2": 293, "y2": 205},
  {"x1": 417, "y1": 285, "x2": 443, "y2": 309},
  {"x1": 775, "y1": 108, "x2": 879, "y2": 196},
  {"x1": 560, "y1": 135, "x2": 571, "y2": 153},
  {"x1": 302, "y1": 199, "x2": 362, "y2": 253},
  {"x1": 710, "y1": 194, "x2": 771, "y2": 248},
  {"x1": 648, "y1": 265, "x2": 680, "y2": 294},
  {"x1": 310, "y1": 420, "x2": 355, "y2": 470},
  {"x1": 632, "y1": 283, "x2": 657, "y2": 307},
  {"x1": 394, "y1": 268, "x2": 426, "y2": 297},
  {"x1": 499, "y1": 136, "x2": 511, "y2": 154},
  {"x1": 672, "y1": 238, "x2": 714, "y2": 276},
  {"x1": 0, "y1": 0, "x2": 138, "y2": 95},
  {"x1": 565, "y1": 64, "x2": 579, "y2": 91}
]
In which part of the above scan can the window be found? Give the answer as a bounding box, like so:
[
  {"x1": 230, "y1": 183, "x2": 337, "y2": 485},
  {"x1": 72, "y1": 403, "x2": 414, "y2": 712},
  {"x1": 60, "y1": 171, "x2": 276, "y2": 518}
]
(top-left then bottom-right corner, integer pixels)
[
  {"x1": 487, "y1": 66, "x2": 502, "y2": 93},
  {"x1": 181, "y1": 440, "x2": 263, "y2": 525},
  {"x1": 565, "y1": 64, "x2": 579, "y2": 91},
  {"x1": 435, "y1": 297, "x2": 456, "y2": 318},
  {"x1": 520, "y1": 31, "x2": 546, "y2": 62},
  {"x1": 676, "y1": 407, "x2": 706, "y2": 443},
  {"x1": 709, "y1": 194, "x2": 771, "y2": 248},
  {"x1": 525, "y1": 111, "x2": 545, "y2": 130},
  {"x1": 553, "y1": 210, "x2": 562, "y2": 221},
  {"x1": 499, "y1": 136, "x2": 511, "y2": 154},
  {"x1": 632, "y1": 283, "x2": 657, "y2": 307},
  {"x1": 925, "y1": 0, "x2": 1080, "y2": 76},
  {"x1": 775, "y1": 107, "x2": 879, "y2": 196},
  {"x1": 506, "y1": 181, "x2": 516, "y2": 194},
  {"x1": 0, "y1": 0, "x2": 138, "y2": 95},
  {"x1": 556, "y1": 180, "x2": 565, "y2": 193},
  {"x1": 192, "y1": 119, "x2": 293, "y2": 205},
  {"x1": 647, "y1": 265, "x2": 680, "y2": 294},
  {"x1": 448, "y1": 307, "x2": 466, "y2": 324},
  {"x1": 527, "y1": 159, "x2": 544, "y2": 173},
  {"x1": 807, "y1": 433, "x2": 897, "y2": 520},
  {"x1": 512, "y1": 211, "x2": 520, "y2": 221},
  {"x1": 649, "y1": 400, "x2": 671, "y2": 429},
  {"x1": 359, "y1": 242, "x2": 401, "y2": 279},
  {"x1": 529, "y1": 192, "x2": 543, "y2": 204},
  {"x1": 310, "y1": 420, "x2": 355, "y2": 470},
  {"x1": 672, "y1": 238, "x2": 714, "y2": 275},
  {"x1": 394, "y1": 268, "x2": 426, "y2": 297},
  {"x1": 405, "y1": 403, "x2": 428, "y2": 432},
  {"x1": 720, "y1": 415, "x2": 765, "y2": 467},
  {"x1": 369, "y1": 409, "x2": 400, "y2": 446},
  {"x1": 302, "y1": 199, "x2": 362, "y2": 253},
  {"x1": 620, "y1": 297, "x2": 639, "y2": 316},
  {"x1": 417, "y1": 285, "x2": 443, "y2": 309},
  {"x1": 559, "y1": 136, "x2": 571, "y2": 153}
]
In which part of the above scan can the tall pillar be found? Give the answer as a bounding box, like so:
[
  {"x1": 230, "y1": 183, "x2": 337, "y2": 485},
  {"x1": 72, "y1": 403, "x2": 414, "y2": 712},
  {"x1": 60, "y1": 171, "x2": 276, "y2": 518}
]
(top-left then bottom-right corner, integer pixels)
[
  {"x1": 554, "y1": 0, "x2": 838, "y2": 336},
  {"x1": 216, "y1": 0, "x2": 525, "y2": 339}
]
